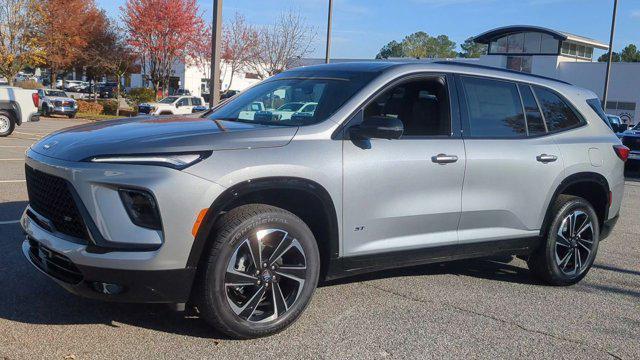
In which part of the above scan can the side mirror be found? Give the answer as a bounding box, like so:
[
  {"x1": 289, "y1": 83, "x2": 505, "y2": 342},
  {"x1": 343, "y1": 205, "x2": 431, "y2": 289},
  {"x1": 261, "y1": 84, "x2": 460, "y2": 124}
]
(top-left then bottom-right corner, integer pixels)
[{"x1": 350, "y1": 116, "x2": 404, "y2": 140}]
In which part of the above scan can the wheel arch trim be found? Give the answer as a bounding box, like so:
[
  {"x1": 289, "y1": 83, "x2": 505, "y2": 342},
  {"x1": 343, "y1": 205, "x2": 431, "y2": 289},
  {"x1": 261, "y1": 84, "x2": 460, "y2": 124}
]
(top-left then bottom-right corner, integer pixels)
[{"x1": 186, "y1": 176, "x2": 340, "y2": 269}]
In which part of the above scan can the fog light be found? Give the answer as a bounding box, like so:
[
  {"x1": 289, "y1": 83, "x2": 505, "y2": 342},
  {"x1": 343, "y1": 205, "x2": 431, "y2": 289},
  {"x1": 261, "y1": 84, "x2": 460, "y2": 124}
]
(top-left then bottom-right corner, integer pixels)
[
  {"x1": 92, "y1": 282, "x2": 124, "y2": 295},
  {"x1": 119, "y1": 188, "x2": 162, "y2": 230}
]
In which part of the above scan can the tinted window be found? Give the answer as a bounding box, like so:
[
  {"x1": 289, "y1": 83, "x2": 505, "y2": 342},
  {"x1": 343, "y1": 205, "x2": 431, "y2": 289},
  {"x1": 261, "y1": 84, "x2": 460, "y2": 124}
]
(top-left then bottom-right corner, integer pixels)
[
  {"x1": 364, "y1": 77, "x2": 451, "y2": 137},
  {"x1": 461, "y1": 77, "x2": 525, "y2": 138},
  {"x1": 534, "y1": 86, "x2": 582, "y2": 132},
  {"x1": 191, "y1": 97, "x2": 202, "y2": 106},
  {"x1": 519, "y1": 84, "x2": 546, "y2": 135}
]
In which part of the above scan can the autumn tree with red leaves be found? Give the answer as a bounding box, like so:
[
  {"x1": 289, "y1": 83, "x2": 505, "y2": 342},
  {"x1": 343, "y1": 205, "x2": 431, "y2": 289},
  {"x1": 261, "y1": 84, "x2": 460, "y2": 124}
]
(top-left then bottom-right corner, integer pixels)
[
  {"x1": 122, "y1": 0, "x2": 206, "y2": 98},
  {"x1": 35, "y1": 0, "x2": 104, "y2": 88}
]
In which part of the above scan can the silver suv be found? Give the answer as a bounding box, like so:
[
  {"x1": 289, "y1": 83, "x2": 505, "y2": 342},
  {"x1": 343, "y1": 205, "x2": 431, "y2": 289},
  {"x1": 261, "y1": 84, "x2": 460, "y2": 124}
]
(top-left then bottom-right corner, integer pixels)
[{"x1": 21, "y1": 62, "x2": 626, "y2": 339}]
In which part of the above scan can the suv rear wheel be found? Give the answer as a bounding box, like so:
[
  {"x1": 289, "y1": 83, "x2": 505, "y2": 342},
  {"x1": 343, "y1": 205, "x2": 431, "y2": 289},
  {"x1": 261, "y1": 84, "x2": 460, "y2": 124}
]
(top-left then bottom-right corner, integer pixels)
[
  {"x1": 528, "y1": 195, "x2": 600, "y2": 285},
  {"x1": 196, "y1": 204, "x2": 320, "y2": 339},
  {"x1": 0, "y1": 110, "x2": 16, "y2": 137}
]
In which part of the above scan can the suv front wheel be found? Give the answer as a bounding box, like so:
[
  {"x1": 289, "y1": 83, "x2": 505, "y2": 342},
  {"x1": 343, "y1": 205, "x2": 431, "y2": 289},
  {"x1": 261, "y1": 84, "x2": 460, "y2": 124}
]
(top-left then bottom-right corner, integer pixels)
[
  {"x1": 196, "y1": 204, "x2": 320, "y2": 338},
  {"x1": 528, "y1": 195, "x2": 600, "y2": 285}
]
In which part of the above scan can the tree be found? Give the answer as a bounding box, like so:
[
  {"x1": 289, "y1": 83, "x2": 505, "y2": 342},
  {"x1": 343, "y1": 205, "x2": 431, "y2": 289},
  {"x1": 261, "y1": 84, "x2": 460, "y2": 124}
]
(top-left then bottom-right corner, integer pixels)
[
  {"x1": 375, "y1": 40, "x2": 404, "y2": 59},
  {"x1": 620, "y1": 44, "x2": 640, "y2": 62},
  {"x1": 460, "y1": 37, "x2": 487, "y2": 58},
  {"x1": 220, "y1": 13, "x2": 258, "y2": 90},
  {"x1": 597, "y1": 51, "x2": 620, "y2": 62},
  {"x1": 122, "y1": 0, "x2": 206, "y2": 98},
  {"x1": 248, "y1": 11, "x2": 315, "y2": 78},
  {"x1": 375, "y1": 32, "x2": 457, "y2": 59},
  {"x1": 35, "y1": 0, "x2": 103, "y2": 88},
  {"x1": 0, "y1": 0, "x2": 44, "y2": 86}
]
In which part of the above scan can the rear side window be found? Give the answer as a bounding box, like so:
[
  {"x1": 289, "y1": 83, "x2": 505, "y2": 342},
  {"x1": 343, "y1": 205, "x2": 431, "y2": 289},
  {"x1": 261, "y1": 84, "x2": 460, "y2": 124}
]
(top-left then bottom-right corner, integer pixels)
[
  {"x1": 533, "y1": 86, "x2": 582, "y2": 132},
  {"x1": 586, "y1": 98, "x2": 612, "y2": 129},
  {"x1": 518, "y1": 84, "x2": 546, "y2": 135},
  {"x1": 461, "y1": 76, "x2": 525, "y2": 138},
  {"x1": 191, "y1": 97, "x2": 202, "y2": 106}
]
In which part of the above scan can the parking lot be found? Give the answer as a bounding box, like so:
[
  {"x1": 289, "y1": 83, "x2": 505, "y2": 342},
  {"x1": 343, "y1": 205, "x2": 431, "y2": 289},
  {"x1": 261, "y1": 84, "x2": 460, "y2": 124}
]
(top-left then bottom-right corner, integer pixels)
[{"x1": 0, "y1": 119, "x2": 638, "y2": 359}]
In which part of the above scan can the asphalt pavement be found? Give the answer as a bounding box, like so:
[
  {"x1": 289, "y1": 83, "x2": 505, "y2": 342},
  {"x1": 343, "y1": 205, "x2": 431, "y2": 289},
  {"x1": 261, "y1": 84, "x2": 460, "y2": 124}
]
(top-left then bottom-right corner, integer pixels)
[{"x1": 0, "y1": 119, "x2": 638, "y2": 359}]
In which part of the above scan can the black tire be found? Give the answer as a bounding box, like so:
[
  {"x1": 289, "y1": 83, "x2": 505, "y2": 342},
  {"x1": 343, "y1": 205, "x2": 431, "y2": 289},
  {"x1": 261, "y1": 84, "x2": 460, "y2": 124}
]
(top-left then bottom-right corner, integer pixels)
[
  {"x1": 0, "y1": 110, "x2": 16, "y2": 137},
  {"x1": 68, "y1": 113, "x2": 76, "y2": 119},
  {"x1": 196, "y1": 204, "x2": 320, "y2": 339},
  {"x1": 528, "y1": 195, "x2": 600, "y2": 286},
  {"x1": 42, "y1": 103, "x2": 50, "y2": 117}
]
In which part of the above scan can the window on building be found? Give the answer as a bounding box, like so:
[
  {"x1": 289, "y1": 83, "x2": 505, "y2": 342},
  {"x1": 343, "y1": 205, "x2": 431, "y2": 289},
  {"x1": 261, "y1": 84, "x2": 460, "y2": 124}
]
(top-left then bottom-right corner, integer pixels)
[
  {"x1": 364, "y1": 77, "x2": 451, "y2": 137},
  {"x1": 507, "y1": 56, "x2": 532, "y2": 73},
  {"x1": 533, "y1": 86, "x2": 582, "y2": 132},
  {"x1": 507, "y1": 33, "x2": 524, "y2": 53},
  {"x1": 523, "y1": 32, "x2": 541, "y2": 53},
  {"x1": 461, "y1": 76, "x2": 526, "y2": 138},
  {"x1": 518, "y1": 84, "x2": 546, "y2": 135},
  {"x1": 540, "y1": 34, "x2": 559, "y2": 54}
]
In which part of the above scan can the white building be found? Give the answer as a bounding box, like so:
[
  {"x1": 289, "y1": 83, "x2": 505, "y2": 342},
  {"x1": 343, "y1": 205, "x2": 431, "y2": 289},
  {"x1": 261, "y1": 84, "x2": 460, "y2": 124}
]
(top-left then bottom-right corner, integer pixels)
[
  {"x1": 470, "y1": 25, "x2": 639, "y2": 124},
  {"x1": 129, "y1": 60, "x2": 263, "y2": 98}
]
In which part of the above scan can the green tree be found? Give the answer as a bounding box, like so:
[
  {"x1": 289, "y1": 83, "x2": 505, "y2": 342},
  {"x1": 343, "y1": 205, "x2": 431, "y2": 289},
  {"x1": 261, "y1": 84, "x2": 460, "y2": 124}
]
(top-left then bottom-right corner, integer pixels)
[
  {"x1": 598, "y1": 51, "x2": 621, "y2": 62},
  {"x1": 620, "y1": 44, "x2": 640, "y2": 62},
  {"x1": 375, "y1": 40, "x2": 403, "y2": 59},
  {"x1": 460, "y1": 37, "x2": 487, "y2": 58}
]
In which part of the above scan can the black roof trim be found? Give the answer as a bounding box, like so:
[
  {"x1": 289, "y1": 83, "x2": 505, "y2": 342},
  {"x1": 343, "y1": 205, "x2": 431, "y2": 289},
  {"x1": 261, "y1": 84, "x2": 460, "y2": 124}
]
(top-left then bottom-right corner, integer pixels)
[
  {"x1": 433, "y1": 61, "x2": 572, "y2": 85},
  {"x1": 473, "y1": 25, "x2": 567, "y2": 44}
]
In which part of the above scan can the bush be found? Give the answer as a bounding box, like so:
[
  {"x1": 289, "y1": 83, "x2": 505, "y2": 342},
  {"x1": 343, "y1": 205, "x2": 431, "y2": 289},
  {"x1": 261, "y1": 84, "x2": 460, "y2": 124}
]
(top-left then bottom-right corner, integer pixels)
[
  {"x1": 15, "y1": 80, "x2": 43, "y2": 89},
  {"x1": 127, "y1": 87, "x2": 155, "y2": 105},
  {"x1": 119, "y1": 109, "x2": 138, "y2": 117},
  {"x1": 101, "y1": 100, "x2": 118, "y2": 115},
  {"x1": 77, "y1": 100, "x2": 103, "y2": 115}
]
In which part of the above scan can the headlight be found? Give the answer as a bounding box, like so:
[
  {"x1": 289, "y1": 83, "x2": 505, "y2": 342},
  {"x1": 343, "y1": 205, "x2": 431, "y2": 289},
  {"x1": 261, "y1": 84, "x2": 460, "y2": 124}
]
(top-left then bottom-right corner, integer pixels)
[
  {"x1": 87, "y1": 152, "x2": 211, "y2": 169},
  {"x1": 119, "y1": 188, "x2": 162, "y2": 230}
]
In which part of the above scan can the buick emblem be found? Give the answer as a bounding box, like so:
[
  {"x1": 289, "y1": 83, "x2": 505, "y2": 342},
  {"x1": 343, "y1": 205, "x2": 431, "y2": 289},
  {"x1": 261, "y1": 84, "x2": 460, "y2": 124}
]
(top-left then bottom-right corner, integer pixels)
[{"x1": 43, "y1": 141, "x2": 58, "y2": 150}]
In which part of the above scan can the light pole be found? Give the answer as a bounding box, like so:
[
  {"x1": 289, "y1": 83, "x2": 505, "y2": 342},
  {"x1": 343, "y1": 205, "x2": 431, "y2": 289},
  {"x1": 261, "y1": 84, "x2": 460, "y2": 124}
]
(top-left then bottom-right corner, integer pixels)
[
  {"x1": 602, "y1": 0, "x2": 618, "y2": 109},
  {"x1": 325, "y1": 0, "x2": 333, "y2": 63},
  {"x1": 209, "y1": 0, "x2": 223, "y2": 108}
]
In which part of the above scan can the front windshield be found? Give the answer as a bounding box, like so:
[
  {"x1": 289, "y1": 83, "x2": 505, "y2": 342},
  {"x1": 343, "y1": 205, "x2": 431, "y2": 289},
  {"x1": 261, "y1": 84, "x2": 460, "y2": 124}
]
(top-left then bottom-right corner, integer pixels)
[
  {"x1": 633, "y1": 123, "x2": 640, "y2": 130},
  {"x1": 46, "y1": 90, "x2": 67, "y2": 97},
  {"x1": 159, "y1": 96, "x2": 179, "y2": 104},
  {"x1": 207, "y1": 71, "x2": 378, "y2": 126}
]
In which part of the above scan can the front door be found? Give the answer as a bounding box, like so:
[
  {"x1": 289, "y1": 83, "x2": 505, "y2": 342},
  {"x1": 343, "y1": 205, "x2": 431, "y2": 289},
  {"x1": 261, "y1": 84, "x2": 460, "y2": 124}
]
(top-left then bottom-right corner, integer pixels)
[{"x1": 342, "y1": 75, "x2": 465, "y2": 257}]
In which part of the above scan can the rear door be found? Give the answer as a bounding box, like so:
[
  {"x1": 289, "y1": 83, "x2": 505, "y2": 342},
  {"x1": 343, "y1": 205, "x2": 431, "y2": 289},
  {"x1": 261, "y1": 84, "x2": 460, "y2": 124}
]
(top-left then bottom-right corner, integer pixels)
[
  {"x1": 176, "y1": 97, "x2": 192, "y2": 114},
  {"x1": 342, "y1": 74, "x2": 465, "y2": 257},
  {"x1": 456, "y1": 75, "x2": 565, "y2": 243}
]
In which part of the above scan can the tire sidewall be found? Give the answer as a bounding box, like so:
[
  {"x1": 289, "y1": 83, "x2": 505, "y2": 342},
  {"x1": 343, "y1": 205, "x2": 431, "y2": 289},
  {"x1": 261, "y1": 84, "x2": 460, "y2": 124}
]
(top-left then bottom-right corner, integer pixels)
[
  {"x1": 545, "y1": 198, "x2": 600, "y2": 284},
  {"x1": 204, "y1": 210, "x2": 320, "y2": 337},
  {"x1": 0, "y1": 112, "x2": 15, "y2": 137}
]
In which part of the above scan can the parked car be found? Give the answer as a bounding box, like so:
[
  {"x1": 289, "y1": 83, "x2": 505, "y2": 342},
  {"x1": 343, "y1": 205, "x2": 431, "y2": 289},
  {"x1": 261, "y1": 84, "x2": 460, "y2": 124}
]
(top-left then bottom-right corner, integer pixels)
[
  {"x1": 21, "y1": 62, "x2": 625, "y2": 339},
  {"x1": 63, "y1": 80, "x2": 84, "y2": 92},
  {"x1": 138, "y1": 95, "x2": 206, "y2": 115},
  {"x1": 605, "y1": 114, "x2": 629, "y2": 138},
  {"x1": 0, "y1": 85, "x2": 39, "y2": 136},
  {"x1": 98, "y1": 82, "x2": 120, "y2": 98},
  {"x1": 220, "y1": 89, "x2": 240, "y2": 100},
  {"x1": 37, "y1": 89, "x2": 78, "y2": 118},
  {"x1": 269, "y1": 102, "x2": 318, "y2": 120},
  {"x1": 619, "y1": 123, "x2": 640, "y2": 164},
  {"x1": 171, "y1": 89, "x2": 191, "y2": 96}
]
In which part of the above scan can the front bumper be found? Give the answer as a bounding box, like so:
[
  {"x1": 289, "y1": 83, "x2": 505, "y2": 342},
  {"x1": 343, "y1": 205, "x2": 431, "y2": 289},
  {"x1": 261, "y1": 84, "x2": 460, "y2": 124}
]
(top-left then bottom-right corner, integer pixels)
[
  {"x1": 50, "y1": 106, "x2": 77, "y2": 115},
  {"x1": 22, "y1": 237, "x2": 194, "y2": 303}
]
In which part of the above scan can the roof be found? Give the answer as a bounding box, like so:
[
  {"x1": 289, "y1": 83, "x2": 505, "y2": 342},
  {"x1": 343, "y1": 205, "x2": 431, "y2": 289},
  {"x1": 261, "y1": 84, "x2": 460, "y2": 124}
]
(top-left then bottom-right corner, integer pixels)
[{"x1": 473, "y1": 25, "x2": 608, "y2": 50}]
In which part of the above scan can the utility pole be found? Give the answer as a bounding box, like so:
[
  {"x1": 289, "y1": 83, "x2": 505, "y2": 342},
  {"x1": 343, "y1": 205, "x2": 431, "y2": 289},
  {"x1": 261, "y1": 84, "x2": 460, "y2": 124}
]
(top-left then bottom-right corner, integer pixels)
[
  {"x1": 325, "y1": 0, "x2": 333, "y2": 63},
  {"x1": 602, "y1": 0, "x2": 618, "y2": 110},
  {"x1": 209, "y1": 0, "x2": 223, "y2": 108}
]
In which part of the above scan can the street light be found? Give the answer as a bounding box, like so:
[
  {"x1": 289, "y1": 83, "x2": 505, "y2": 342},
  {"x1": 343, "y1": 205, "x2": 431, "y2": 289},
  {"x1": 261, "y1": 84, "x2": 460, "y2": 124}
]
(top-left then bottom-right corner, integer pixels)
[
  {"x1": 209, "y1": 0, "x2": 223, "y2": 108},
  {"x1": 602, "y1": 0, "x2": 618, "y2": 110}
]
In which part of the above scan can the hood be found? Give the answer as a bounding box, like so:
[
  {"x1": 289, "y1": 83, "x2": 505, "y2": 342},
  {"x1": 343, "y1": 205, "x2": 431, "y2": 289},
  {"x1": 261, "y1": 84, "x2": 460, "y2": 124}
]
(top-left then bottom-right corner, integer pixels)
[{"x1": 30, "y1": 115, "x2": 298, "y2": 162}]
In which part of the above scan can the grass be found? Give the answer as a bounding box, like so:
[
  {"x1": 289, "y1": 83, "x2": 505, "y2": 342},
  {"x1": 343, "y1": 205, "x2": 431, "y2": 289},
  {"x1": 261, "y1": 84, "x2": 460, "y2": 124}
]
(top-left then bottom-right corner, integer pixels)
[{"x1": 75, "y1": 112, "x2": 124, "y2": 121}]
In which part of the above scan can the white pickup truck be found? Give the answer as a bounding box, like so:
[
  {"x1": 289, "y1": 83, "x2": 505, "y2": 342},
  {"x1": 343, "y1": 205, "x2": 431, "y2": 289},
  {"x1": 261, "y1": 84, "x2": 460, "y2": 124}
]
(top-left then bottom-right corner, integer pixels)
[{"x1": 0, "y1": 86, "x2": 40, "y2": 136}]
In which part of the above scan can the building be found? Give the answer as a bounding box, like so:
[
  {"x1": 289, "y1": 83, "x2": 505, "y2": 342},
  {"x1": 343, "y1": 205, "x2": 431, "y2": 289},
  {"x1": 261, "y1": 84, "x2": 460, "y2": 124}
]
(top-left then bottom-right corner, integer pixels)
[{"x1": 470, "y1": 25, "x2": 639, "y2": 125}]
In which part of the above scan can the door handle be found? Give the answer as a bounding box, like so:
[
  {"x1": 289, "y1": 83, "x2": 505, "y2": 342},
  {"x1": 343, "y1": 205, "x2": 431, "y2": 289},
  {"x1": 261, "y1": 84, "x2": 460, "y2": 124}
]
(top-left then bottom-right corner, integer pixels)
[
  {"x1": 431, "y1": 154, "x2": 459, "y2": 164},
  {"x1": 536, "y1": 154, "x2": 558, "y2": 163}
]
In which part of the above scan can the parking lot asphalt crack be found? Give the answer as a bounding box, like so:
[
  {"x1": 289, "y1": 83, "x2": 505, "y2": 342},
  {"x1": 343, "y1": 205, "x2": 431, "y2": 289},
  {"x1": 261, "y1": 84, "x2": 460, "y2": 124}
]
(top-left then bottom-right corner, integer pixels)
[{"x1": 361, "y1": 282, "x2": 622, "y2": 359}]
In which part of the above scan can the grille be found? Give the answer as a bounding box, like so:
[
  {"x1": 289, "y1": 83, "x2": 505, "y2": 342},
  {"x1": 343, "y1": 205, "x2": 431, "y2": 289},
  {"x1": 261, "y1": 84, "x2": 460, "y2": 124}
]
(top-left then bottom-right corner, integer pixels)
[
  {"x1": 54, "y1": 100, "x2": 62, "y2": 107},
  {"x1": 622, "y1": 137, "x2": 640, "y2": 151},
  {"x1": 27, "y1": 238, "x2": 83, "y2": 284},
  {"x1": 25, "y1": 165, "x2": 88, "y2": 240}
]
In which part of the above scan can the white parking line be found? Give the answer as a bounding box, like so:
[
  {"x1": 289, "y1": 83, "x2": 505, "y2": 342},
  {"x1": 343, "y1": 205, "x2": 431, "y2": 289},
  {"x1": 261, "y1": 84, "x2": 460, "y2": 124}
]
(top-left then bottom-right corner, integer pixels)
[
  {"x1": 0, "y1": 180, "x2": 25, "y2": 183},
  {"x1": 13, "y1": 131, "x2": 43, "y2": 138},
  {"x1": 0, "y1": 145, "x2": 27, "y2": 148},
  {"x1": 0, "y1": 220, "x2": 20, "y2": 225},
  {"x1": 0, "y1": 158, "x2": 23, "y2": 161}
]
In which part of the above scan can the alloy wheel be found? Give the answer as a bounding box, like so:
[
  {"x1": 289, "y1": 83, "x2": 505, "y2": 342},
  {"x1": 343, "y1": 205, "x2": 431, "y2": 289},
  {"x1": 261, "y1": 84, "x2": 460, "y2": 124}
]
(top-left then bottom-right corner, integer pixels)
[
  {"x1": 0, "y1": 116, "x2": 9, "y2": 133},
  {"x1": 225, "y1": 228, "x2": 307, "y2": 323},
  {"x1": 555, "y1": 210, "x2": 595, "y2": 276}
]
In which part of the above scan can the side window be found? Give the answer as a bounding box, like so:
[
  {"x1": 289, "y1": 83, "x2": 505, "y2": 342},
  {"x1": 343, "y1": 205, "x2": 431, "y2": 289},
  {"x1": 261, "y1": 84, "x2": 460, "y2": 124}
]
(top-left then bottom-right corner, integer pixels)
[
  {"x1": 518, "y1": 84, "x2": 546, "y2": 135},
  {"x1": 533, "y1": 86, "x2": 582, "y2": 132},
  {"x1": 363, "y1": 77, "x2": 451, "y2": 137},
  {"x1": 177, "y1": 97, "x2": 190, "y2": 107},
  {"x1": 191, "y1": 97, "x2": 202, "y2": 106},
  {"x1": 461, "y1": 76, "x2": 525, "y2": 138}
]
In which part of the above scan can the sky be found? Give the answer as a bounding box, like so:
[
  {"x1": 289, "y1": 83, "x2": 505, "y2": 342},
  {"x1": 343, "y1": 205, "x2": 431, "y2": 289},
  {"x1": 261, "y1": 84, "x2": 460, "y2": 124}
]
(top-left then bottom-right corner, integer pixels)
[{"x1": 97, "y1": 0, "x2": 640, "y2": 59}]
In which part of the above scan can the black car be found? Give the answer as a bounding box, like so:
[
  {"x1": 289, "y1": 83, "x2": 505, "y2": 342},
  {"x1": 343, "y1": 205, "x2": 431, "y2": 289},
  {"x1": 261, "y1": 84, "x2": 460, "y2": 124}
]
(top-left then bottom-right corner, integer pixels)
[
  {"x1": 99, "y1": 83, "x2": 120, "y2": 98},
  {"x1": 620, "y1": 124, "x2": 640, "y2": 164}
]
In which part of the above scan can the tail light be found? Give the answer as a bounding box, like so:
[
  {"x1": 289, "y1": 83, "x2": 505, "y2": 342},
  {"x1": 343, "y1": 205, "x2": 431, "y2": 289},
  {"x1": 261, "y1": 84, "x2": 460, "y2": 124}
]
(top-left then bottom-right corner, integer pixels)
[
  {"x1": 32, "y1": 92, "x2": 39, "y2": 108},
  {"x1": 613, "y1": 145, "x2": 630, "y2": 162}
]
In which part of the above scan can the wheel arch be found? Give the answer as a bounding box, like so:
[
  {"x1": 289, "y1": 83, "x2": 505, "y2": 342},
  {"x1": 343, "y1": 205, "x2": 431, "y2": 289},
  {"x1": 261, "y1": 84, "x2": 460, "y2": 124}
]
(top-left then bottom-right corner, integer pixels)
[
  {"x1": 540, "y1": 172, "x2": 610, "y2": 237},
  {"x1": 187, "y1": 177, "x2": 340, "y2": 278},
  {"x1": 0, "y1": 100, "x2": 20, "y2": 125}
]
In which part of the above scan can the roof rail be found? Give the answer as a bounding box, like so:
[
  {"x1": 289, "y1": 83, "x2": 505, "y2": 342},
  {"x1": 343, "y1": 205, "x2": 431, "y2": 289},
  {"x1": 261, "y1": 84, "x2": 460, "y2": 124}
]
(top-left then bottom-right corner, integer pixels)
[{"x1": 432, "y1": 60, "x2": 573, "y2": 85}]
